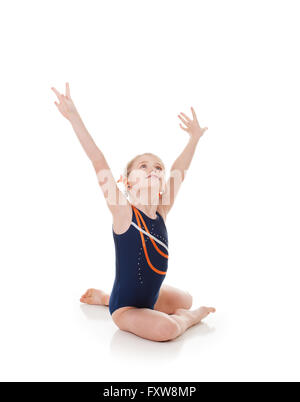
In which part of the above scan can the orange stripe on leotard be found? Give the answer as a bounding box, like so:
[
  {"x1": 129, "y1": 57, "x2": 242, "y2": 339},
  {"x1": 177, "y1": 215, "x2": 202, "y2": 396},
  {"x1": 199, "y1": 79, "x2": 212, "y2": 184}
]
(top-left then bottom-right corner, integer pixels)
[
  {"x1": 133, "y1": 206, "x2": 168, "y2": 276},
  {"x1": 134, "y1": 207, "x2": 169, "y2": 259}
]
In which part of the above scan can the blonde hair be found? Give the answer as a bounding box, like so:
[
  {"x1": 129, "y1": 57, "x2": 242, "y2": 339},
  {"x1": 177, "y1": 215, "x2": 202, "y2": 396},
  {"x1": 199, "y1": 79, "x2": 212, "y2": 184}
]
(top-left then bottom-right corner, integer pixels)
[{"x1": 124, "y1": 153, "x2": 165, "y2": 191}]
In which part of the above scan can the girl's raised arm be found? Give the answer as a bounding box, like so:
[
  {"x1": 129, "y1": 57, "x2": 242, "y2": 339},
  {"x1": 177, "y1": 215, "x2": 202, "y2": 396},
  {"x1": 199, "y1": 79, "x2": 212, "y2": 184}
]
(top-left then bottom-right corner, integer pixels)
[
  {"x1": 161, "y1": 107, "x2": 208, "y2": 215},
  {"x1": 51, "y1": 82, "x2": 129, "y2": 217}
]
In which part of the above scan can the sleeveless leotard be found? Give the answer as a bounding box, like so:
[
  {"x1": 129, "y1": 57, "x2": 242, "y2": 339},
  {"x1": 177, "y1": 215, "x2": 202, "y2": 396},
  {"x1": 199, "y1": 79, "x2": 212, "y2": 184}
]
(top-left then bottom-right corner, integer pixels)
[{"x1": 109, "y1": 204, "x2": 169, "y2": 315}]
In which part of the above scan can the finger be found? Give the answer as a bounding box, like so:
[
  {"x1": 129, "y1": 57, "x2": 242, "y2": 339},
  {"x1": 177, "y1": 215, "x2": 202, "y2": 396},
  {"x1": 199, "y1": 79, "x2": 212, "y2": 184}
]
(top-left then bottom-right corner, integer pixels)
[
  {"x1": 60, "y1": 94, "x2": 67, "y2": 104},
  {"x1": 51, "y1": 87, "x2": 63, "y2": 101},
  {"x1": 66, "y1": 82, "x2": 71, "y2": 98},
  {"x1": 54, "y1": 101, "x2": 65, "y2": 111},
  {"x1": 191, "y1": 106, "x2": 198, "y2": 121},
  {"x1": 180, "y1": 112, "x2": 192, "y2": 122},
  {"x1": 178, "y1": 114, "x2": 190, "y2": 126},
  {"x1": 54, "y1": 101, "x2": 66, "y2": 115},
  {"x1": 179, "y1": 123, "x2": 189, "y2": 132}
]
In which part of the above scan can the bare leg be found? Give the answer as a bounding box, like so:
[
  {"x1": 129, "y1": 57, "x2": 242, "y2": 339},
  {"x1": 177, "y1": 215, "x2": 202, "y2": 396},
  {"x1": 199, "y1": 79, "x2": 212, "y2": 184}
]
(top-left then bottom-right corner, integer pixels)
[
  {"x1": 153, "y1": 284, "x2": 193, "y2": 314},
  {"x1": 80, "y1": 288, "x2": 109, "y2": 306},
  {"x1": 171, "y1": 307, "x2": 216, "y2": 336},
  {"x1": 114, "y1": 305, "x2": 216, "y2": 342}
]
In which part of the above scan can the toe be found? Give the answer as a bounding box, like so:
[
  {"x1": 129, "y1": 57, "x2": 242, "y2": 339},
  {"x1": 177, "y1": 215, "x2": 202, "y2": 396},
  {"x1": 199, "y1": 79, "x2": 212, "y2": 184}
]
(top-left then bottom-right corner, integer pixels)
[{"x1": 85, "y1": 297, "x2": 93, "y2": 305}]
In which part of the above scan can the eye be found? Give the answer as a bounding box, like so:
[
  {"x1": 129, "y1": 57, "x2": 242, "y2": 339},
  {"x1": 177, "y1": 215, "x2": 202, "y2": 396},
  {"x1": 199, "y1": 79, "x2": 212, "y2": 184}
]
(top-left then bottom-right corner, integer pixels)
[
  {"x1": 140, "y1": 164, "x2": 147, "y2": 169},
  {"x1": 156, "y1": 166, "x2": 162, "y2": 171}
]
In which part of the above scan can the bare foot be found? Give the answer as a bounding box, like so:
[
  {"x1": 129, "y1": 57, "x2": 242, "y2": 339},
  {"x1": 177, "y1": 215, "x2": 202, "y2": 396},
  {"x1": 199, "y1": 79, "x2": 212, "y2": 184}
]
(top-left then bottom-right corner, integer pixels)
[
  {"x1": 175, "y1": 306, "x2": 216, "y2": 326},
  {"x1": 80, "y1": 288, "x2": 110, "y2": 306}
]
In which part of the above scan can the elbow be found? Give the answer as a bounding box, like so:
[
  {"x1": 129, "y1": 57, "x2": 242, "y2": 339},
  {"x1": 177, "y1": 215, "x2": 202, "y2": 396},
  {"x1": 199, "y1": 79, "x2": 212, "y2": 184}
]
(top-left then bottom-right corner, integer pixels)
[{"x1": 92, "y1": 154, "x2": 106, "y2": 172}]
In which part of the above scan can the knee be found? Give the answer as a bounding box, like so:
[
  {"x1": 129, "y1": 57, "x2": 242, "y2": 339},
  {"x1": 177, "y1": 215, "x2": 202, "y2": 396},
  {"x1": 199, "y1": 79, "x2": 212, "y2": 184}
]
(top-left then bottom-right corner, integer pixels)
[
  {"x1": 183, "y1": 291, "x2": 193, "y2": 310},
  {"x1": 156, "y1": 318, "x2": 180, "y2": 342}
]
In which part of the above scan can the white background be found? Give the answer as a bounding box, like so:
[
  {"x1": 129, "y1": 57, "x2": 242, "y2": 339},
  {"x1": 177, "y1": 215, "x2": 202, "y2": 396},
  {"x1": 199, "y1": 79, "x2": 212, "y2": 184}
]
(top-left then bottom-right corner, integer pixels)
[{"x1": 0, "y1": 0, "x2": 299, "y2": 382}]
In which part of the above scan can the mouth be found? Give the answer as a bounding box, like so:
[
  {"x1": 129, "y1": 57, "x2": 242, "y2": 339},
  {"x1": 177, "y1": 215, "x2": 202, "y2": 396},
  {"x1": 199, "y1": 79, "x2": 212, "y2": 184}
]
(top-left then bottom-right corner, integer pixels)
[{"x1": 147, "y1": 174, "x2": 159, "y2": 179}]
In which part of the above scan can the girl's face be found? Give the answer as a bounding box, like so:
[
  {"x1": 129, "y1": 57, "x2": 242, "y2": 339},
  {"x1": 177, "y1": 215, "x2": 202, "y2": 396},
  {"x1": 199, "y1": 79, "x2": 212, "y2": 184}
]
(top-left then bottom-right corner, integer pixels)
[{"x1": 128, "y1": 156, "x2": 166, "y2": 194}]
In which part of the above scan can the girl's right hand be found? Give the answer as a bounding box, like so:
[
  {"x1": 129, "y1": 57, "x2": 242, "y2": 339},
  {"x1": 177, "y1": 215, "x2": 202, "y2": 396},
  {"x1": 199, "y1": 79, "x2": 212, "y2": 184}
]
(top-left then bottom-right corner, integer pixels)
[{"x1": 51, "y1": 82, "x2": 79, "y2": 121}]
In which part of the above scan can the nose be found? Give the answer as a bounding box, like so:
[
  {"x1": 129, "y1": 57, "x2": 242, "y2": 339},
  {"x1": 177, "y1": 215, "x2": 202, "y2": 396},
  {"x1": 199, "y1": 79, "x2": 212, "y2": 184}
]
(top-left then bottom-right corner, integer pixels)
[{"x1": 148, "y1": 169, "x2": 158, "y2": 177}]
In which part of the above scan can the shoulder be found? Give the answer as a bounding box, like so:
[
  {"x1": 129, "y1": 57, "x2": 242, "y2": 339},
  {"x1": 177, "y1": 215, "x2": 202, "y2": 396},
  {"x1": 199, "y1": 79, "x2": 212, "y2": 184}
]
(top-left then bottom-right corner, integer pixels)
[{"x1": 157, "y1": 204, "x2": 167, "y2": 224}]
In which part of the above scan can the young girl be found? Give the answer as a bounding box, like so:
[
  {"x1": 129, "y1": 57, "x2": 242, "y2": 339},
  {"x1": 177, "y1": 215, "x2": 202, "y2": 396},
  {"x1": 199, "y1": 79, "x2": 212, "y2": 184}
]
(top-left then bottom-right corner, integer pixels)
[{"x1": 51, "y1": 82, "x2": 216, "y2": 342}]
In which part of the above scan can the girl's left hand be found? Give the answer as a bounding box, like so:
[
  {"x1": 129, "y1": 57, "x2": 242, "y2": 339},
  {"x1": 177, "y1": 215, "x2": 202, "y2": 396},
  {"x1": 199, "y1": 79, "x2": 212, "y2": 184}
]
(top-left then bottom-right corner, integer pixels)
[{"x1": 178, "y1": 107, "x2": 208, "y2": 140}]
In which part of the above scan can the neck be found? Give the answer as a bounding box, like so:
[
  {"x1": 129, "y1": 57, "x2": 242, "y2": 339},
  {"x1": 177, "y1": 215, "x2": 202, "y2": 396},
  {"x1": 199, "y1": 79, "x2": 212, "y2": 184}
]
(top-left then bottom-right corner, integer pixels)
[
  {"x1": 129, "y1": 187, "x2": 159, "y2": 219},
  {"x1": 134, "y1": 203, "x2": 158, "y2": 219}
]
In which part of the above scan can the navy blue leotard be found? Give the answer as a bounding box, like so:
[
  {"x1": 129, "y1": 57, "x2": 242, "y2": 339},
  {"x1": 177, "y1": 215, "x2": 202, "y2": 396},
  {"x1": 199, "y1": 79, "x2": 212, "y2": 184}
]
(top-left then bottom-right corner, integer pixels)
[{"x1": 109, "y1": 204, "x2": 169, "y2": 316}]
